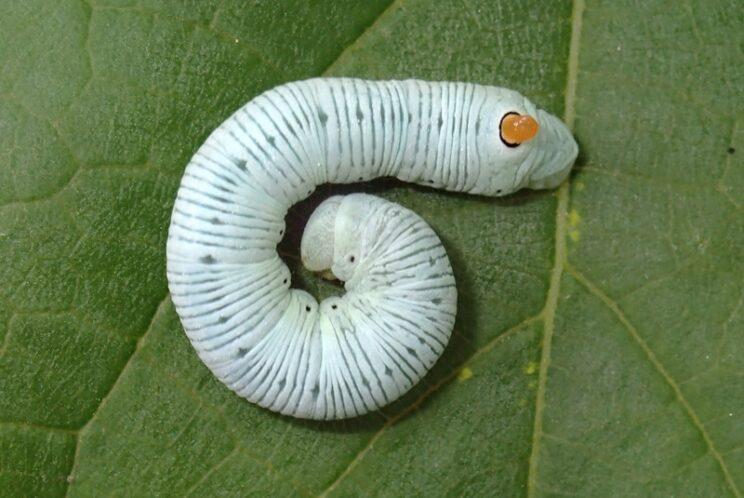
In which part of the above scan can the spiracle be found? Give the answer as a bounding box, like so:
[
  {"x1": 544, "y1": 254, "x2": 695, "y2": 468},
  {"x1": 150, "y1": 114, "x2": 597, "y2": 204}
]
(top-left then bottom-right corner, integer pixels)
[{"x1": 167, "y1": 78, "x2": 578, "y2": 420}]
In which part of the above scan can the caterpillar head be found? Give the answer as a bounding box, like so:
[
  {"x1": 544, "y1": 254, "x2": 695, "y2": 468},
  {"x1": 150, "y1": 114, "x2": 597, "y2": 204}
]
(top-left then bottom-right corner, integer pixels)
[
  {"x1": 301, "y1": 195, "x2": 342, "y2": 280},
  {"x1": 477, "y1": 87, "x2": 578, "y2": 195},
  {"x1": 301, "y1": 194, "x2": 373, "y2": 283}
]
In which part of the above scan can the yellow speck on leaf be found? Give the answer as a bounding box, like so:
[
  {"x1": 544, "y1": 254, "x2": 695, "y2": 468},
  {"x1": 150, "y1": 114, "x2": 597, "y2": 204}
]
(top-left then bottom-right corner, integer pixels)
[
  {"x1": 458, "y1": 367, "x2": 473, "y2": 381},
  {"x1": 524, "y1": 361, "x2": 538, "y2": 375},
  {"x1": 567, "y1": 209, "x2": 581, "y2": 242},
  {"x1": 568, "y1": 209, "x2": 581, "y2": 227},
  {"x1": 575, "y1": 181, "x2": 585, "y2": 191}
]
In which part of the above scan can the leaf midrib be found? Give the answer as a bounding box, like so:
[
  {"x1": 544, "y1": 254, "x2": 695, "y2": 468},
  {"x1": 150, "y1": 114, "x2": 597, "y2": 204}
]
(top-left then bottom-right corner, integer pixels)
[{"x1": 525, "y1": 0, "x2": 584, "y2": 494}]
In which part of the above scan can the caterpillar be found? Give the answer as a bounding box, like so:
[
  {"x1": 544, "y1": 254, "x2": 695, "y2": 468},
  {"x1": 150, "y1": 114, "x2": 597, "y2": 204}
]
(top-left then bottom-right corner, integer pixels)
[{"x1": 167, "y1": 78, "x2": 578, "y2": 420}]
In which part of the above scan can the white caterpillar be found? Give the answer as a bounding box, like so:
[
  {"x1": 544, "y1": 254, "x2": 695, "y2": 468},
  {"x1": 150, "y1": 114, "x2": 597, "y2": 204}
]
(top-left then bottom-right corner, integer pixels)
[{"x1": 167, "y1": 78, "x2": 578, "y2": 420}]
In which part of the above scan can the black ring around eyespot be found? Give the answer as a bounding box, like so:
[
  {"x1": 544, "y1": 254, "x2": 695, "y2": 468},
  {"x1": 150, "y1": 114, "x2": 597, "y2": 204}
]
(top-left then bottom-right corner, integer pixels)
[{"x1": 499, "y1": 111, "x2": 521, "y2": 148}]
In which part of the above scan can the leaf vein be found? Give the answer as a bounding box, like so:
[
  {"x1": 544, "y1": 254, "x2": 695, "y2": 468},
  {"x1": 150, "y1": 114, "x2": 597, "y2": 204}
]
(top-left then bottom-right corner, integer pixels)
[
  {"x1": 316, "y1": 316, "x2": 538, "y2": 497},
  {"x1": 320, "y1": 0, "x2": 400, "y2": 76},
  {"x1": 566, "y1": 264, "x2": 741, "y2": 498},
  {"x1": 63, "y1": 292, "x2": 170, "y2": 498},
  {"x1": 525, "y1": 0, "x2": 585, "y2": 494}
]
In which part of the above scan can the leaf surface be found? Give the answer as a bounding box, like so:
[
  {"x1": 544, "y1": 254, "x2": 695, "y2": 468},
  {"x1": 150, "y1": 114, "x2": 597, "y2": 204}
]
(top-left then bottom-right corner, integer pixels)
[{"x1": 0, "y1": 1, "x2": 741, "y2": 496}]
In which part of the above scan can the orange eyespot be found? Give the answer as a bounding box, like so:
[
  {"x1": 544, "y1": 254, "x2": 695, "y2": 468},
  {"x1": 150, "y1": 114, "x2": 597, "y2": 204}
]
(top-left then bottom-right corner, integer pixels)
[{"x1": 500, "y1": 113, "x2": 539, "y2": 147}]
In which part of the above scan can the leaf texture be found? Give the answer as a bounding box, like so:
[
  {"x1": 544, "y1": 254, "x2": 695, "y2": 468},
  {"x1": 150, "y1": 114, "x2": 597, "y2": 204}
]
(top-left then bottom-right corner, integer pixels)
[{"x1": 0, "y1": 0, "x2": 741, "y2": 496}]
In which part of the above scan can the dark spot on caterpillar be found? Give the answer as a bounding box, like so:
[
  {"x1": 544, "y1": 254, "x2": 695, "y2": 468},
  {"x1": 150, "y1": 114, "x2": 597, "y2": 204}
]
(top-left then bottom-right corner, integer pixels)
[
  {"x1": 349, "y1": 255, "x2": 355, "y2": 262},
  {"x1": 728, "y1": 147, "x2": 736, "y2": 154},
  {"x1": 431, "y1": 298, "x2": 442, "y2": 305},
  {"x1": 236, "y1": 348, "x2": 248, "y2": 358},
  {"x1": 476, "y1": 118, "x2": 481, "y2": 133},
  {"x1": 305, "y1": 305, "x2": 311, "y2": 312},
  {"x1": 311, "y1": 384, "x2": 320, "y2": 399},
  {"x1": 318, "y1": 109, "x2": 328, "y2": 125},
  {"x1": 266, "y1": 135, "x2": 276, "y2": 147},
  {"x1": 218, "y1": 316, "x2": 229, "y2": 324},
  {"x1": 236, "y1": 159, "x2": 247, "y2": 170},
  {"x1": 331, "y1": 304, "x2": 337, "y2": 310},
  {"x1": 418, "y1": 337, "x2": 426, "y2": 344},
  {"x1": 283, "y1": 278, "x2": 287, "y2": 284},
  {"x1": 408, "y1": 112, "x2": 412, "y2": 121},
  {"x1": 496, "y1": 189, "x2": 502, "y2": 194},
  {"x1": 362, "y1": 376, "x2": 370, "y2": 387},
  {"x1": 200, "y1": 255, "x2": 216, "y2": 264},
  {"x1": 358, "y1": 176, "x2": 363, "y2": 181},
  {"x1": 429, "y1": 256, "x2": 436, "y2": 266},
  {"x1": 437, "y1": 114, "x2": 443, "y2": 129},
  {"x1": 278, "y1": 378, "x2": 286, "y2": 389},
  {"x1": 356, "y1": 105, "x2": 364, "y2": 123},
  {"x1": 407, "y1": 347, "x2": 419, "y2": 359},
  {"x1": 384, "y1": 366, "x2": 393, "y2": 376},
  {"x1": 279, "y1": 229, "x2": 284, "y2": 235},
  {"x1": 210, "y1": 217, "x2": 223, "y2": 225}
]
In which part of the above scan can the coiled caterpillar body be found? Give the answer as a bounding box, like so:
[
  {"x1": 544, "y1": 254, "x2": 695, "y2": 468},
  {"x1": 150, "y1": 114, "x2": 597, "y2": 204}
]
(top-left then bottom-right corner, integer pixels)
[{"x1": 167, "y1": 78, "x2": 577, "y2": 420}]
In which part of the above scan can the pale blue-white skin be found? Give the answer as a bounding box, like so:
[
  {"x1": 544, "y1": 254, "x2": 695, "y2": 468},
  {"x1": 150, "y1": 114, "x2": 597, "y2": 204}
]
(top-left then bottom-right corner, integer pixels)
[{"x1": 167, "y1": 78, "x2": 578, "y2": 420}]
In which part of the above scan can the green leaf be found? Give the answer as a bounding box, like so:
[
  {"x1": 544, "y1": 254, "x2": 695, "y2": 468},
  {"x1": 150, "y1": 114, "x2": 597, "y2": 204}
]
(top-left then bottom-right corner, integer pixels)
[{"x1": 0, "y1": 0, "x2": 741, "y2": 496}]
